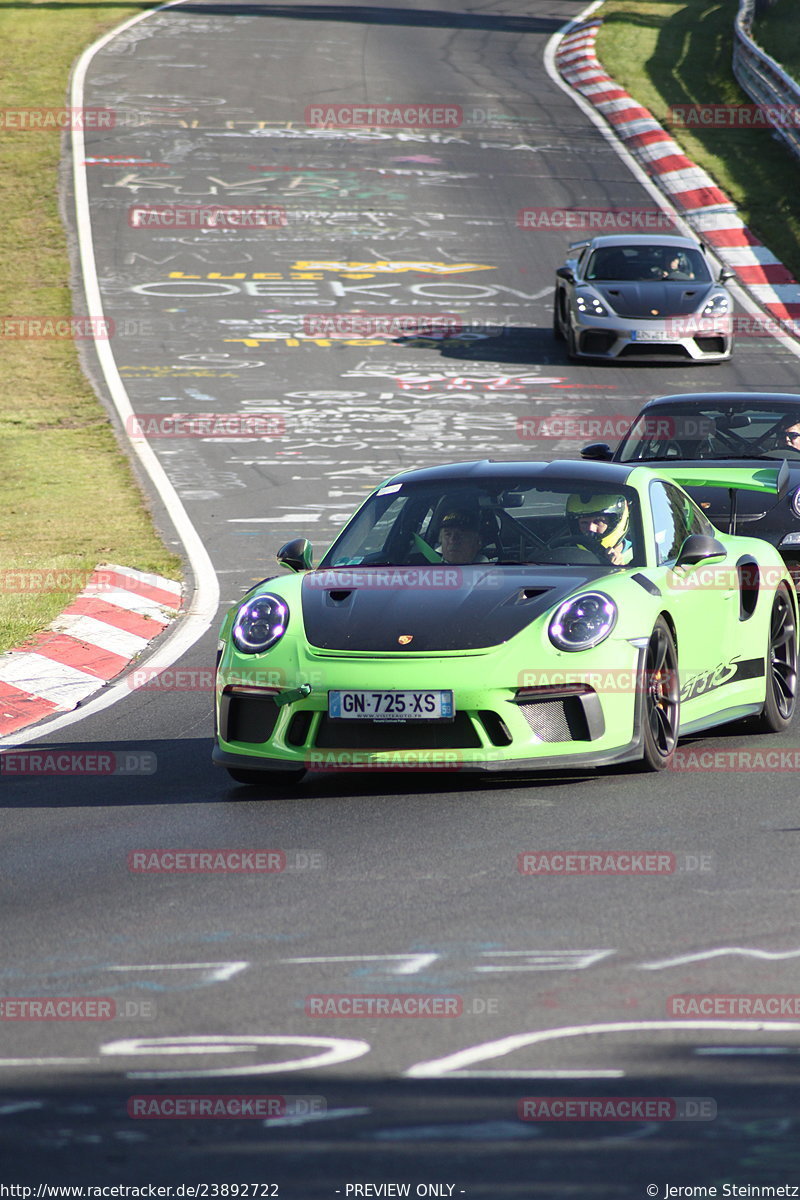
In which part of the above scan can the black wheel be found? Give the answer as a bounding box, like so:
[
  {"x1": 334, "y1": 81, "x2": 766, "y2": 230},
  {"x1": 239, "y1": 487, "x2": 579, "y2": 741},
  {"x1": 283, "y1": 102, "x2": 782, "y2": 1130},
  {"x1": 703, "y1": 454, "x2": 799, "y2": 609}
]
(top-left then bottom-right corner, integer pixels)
[
  {"x1": 566, "y1": 324, "x2": 578, "y2": 360},
  {"x1": 754, "y1": 585, "x2": 797, "y2": 733},
  {"x1": 227, "y1": 768, "x2": 305, "y2": 788},
  {"x1": 640, "y1": 618, "x2": 680, "y2": 771},
  {"x1": 552, "y1": 293, "x2": 565, "y2": 340}
]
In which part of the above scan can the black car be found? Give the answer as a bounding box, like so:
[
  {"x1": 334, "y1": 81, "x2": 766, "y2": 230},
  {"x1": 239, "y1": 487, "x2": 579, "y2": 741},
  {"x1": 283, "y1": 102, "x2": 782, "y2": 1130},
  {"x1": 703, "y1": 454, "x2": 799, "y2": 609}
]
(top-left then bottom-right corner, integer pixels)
[{"x1": 582, "y1": 392, "x2": 800, "y2": 583}]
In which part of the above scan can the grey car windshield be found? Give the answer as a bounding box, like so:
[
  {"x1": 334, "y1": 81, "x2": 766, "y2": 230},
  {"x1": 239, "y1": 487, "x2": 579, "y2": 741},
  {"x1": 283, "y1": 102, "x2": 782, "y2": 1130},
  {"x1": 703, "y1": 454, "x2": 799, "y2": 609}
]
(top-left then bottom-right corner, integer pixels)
[
  {"x1": 320, "y1": 478, "x2": 645, "y2": 569},
  {"x1": 585, "y1": 245, "x2": 712, "y2": 283},
  {"x1": 619, "y1": 404, "x2": 800, "y2": 461}
]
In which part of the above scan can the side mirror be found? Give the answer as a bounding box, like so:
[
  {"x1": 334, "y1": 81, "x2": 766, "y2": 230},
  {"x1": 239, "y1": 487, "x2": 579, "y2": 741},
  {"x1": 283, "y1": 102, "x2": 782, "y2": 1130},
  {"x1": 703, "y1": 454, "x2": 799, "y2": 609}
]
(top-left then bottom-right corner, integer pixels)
[
  {"x1": 718, "y1": 267, "x2": 736, "y2": 284},
  {"x1": 277, "y1": 537, "x2": 313, "y2": 573},
  {"x1": 556, "y1": 266, "x2": 575, "y2": 283},
  {"x1": 675, "y1": 534, "x2": 727, "y2": 567},
  {"x1": 581, "y1": 442, "x2": 614, "y2": 461}
]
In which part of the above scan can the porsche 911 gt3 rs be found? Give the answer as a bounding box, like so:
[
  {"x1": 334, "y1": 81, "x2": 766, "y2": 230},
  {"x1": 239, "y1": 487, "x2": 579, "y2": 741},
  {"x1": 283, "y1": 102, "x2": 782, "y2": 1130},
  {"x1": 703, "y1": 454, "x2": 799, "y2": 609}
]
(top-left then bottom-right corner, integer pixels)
[{"x1": 213, "y1": 460, "x2": 796, "y2": 787}]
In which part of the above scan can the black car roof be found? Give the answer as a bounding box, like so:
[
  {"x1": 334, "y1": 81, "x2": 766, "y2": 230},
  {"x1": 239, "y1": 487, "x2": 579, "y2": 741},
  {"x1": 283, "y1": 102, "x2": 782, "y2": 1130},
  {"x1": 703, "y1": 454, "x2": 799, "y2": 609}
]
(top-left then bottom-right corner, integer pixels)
[
  {"x1": 640, "y1": 391, "x2": 800, "y2": 409},
  {"x1": 577, "y1": 234, "x2": 700, "y2": 249},
  {"x1": 385, "y1": 459, "x2": 636, "y2": 486}
]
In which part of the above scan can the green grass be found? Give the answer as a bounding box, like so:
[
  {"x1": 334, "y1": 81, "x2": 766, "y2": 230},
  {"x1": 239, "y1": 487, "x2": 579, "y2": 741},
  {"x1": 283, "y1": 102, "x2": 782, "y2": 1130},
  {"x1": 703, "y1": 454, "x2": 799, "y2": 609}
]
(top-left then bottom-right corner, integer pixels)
[
  {"x1": 753, "y1": 0, "x2": 800, "y2": 79},
  {"x1": 0, "y1": 0, "x2": 181, "y2": 654},
  {"x1": 595, "y1": 0, "x2": 800, "y2": 280}
]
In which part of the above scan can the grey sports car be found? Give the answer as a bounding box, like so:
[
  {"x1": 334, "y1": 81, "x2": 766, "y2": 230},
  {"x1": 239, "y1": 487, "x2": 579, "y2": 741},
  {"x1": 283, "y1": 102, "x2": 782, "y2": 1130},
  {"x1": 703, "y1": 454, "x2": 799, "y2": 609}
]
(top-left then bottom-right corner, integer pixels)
[{"x1": 553, "y1": 234, "x2": 735, "y2": 362}]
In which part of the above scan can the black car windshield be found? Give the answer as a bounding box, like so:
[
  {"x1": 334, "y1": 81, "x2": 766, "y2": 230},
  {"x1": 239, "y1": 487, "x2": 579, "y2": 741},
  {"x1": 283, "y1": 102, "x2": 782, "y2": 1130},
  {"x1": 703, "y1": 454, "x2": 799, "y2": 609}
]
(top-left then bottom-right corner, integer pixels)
[
  {"x1": 618, "y1": 403, "x2": 800, "y2": 462},
  {"x1": 319, "y1": 478, "x2": 645, "y2": 569},
  {"x1": 585, "y1": 244, "x2": 712, "y2": 283}
]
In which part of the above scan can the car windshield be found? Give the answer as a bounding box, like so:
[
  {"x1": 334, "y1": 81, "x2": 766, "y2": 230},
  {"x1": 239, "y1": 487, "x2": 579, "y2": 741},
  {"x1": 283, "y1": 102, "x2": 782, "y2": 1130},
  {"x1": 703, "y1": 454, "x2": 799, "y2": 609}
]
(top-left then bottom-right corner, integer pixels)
[
  {"x1": 319, "y1": 477, "x2": 645, "y2": 569},
  {"x1": 585, "y1": 245, "x2": 712, "y2": 283},
  {"x1": 618, "y1": 403, "x2": 800, "y2": 462}
]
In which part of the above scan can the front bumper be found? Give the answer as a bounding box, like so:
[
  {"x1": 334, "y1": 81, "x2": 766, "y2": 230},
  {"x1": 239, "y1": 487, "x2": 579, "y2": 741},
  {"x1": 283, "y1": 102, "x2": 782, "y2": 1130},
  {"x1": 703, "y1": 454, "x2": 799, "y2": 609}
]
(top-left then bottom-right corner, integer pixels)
[
  {"x1": 213, "y1": 641, "x2": 647, "y2": 774},
  {"x1": 570, "y1": 315, "x2": 732, "y2": 362}
]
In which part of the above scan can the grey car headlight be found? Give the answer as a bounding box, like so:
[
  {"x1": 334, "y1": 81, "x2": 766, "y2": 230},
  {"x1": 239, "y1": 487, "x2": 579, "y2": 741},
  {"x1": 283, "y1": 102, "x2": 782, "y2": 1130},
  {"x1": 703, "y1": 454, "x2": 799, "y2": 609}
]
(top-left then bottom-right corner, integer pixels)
[
  {"x1": 702, "y1": 292, "x2": 731, "y2": 316},
  {"x1": 549, "y1": 592, "x2": 617, "y2": 652},
  {"x1": 576, "y1": 292, "x2": 610, "y2": 317},
  {"x1": 232, "y1": 593, "x2": 288, "y2": 654},
  {"x1": 790, "y1": 486, "x2": 800, "y2": 519}
]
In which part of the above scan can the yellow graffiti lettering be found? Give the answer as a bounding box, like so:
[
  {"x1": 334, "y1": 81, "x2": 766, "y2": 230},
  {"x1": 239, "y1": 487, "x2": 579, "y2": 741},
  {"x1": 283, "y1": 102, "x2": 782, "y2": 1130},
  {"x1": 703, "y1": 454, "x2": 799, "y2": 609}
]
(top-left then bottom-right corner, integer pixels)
[
  {"x1": 290, "y1": 260, "x2": 495, "y2": 274},
  {"x1": 223, "y1": 337, "x2": 388, "y2": 348}
]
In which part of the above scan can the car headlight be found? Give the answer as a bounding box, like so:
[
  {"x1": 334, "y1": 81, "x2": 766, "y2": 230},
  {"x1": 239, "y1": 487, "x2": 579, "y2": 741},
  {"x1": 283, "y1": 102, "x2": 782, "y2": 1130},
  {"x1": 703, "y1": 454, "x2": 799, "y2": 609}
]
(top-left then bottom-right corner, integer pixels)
[
  {"x1": 548, "y1": 592, "x2": 617, "y2": 652},
  {"x1": 702, "y1": 293, "x2": 731, "y2": 315},
  {"x1": 576, "y1": 293, "x2": 609, "y2": 318},
  {"x1": 232, "y1": 593, "x2": 288, "y2": 654},
  {"x1": 790, "y1": 486, "x2": 800, "y2": 518}
]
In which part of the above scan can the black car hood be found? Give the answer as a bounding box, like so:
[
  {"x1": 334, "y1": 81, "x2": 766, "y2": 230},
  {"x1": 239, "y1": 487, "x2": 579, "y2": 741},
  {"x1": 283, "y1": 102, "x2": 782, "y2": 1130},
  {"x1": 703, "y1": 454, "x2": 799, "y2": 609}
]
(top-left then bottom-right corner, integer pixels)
[
  {"x1": 301, "y1": 565, "x2": 612, "y2": 652},
  {"x1": 594, "y1": 281, "x2": 711, "y2": 318}
]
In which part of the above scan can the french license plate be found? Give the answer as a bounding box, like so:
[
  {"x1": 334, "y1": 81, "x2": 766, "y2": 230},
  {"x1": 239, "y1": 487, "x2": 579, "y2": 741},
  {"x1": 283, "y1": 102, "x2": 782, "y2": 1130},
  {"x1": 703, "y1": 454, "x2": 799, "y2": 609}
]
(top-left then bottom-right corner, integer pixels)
[
  {"x1": 631, "y1": 329, "x2": 666, "y2": 342},
  {"x1": 328, "y1": 690, "x2": 454, "y2": 722}
]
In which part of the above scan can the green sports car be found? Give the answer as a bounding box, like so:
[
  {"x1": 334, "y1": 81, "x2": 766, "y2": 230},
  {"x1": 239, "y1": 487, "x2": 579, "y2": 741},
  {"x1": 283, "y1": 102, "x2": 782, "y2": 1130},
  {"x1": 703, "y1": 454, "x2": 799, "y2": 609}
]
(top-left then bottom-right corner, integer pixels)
[{"x1": 213, "y1": 459, "x2": 797, "y2": 786}]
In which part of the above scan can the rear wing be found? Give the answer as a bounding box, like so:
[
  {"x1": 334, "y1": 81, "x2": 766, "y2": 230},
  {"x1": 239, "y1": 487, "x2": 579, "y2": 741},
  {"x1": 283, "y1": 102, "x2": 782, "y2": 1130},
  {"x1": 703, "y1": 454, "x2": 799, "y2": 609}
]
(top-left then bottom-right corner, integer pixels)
[
  {"x1": 655, "y1": 462, "x2": 789, "y2": 499},
  {"x1": 653, "y1": 461, "x2": 789, "y2": 536}
]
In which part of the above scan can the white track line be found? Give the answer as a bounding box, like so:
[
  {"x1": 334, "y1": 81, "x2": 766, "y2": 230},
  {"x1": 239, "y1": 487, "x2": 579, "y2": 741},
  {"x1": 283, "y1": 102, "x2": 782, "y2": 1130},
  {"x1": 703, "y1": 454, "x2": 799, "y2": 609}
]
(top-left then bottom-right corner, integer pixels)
[
  {"x1": 406, "y1": 1019, "x2": 800, "y2": 1077},
  {"x1": 1, "y1": 0, "x2": 219, "y2": 748}
]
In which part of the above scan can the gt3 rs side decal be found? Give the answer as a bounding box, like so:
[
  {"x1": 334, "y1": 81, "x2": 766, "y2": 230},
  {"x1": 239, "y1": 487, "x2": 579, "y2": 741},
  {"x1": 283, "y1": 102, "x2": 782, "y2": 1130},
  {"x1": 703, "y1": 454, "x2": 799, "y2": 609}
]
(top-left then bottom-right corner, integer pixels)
[{"x1": 680, "y1": 657, "x2": 763, "y2": 703}]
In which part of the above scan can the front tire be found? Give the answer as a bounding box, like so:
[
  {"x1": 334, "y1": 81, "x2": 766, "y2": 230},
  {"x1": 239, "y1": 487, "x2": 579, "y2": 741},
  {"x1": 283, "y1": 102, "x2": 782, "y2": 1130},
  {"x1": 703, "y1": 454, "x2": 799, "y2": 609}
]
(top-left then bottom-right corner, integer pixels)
[
  {"x1": 640, "y1": 617, "x2": 680, "y2": 771},
  {"x1": 566, "y1": 324, "x2": 578, "y2": 360},
  {"x1": 552, "y1": 293, "x2": 565, "y2": 340},
  {"x1": 754, "y1": 584, "x2": 797, "y2": 733}
]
